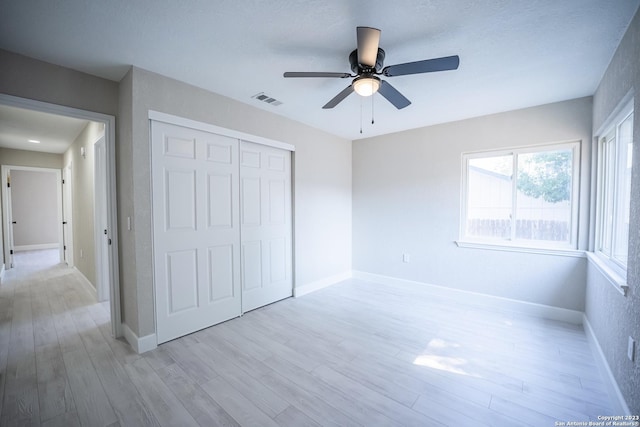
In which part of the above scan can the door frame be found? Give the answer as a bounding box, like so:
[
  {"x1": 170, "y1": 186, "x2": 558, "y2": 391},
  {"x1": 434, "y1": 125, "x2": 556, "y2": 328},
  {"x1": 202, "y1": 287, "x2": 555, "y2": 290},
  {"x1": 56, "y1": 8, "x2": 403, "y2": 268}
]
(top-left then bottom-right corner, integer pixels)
[
  {"x1": 1, "y1": 166, "x2": 15, "y2": 268},
  {"x1": 94, "y1": 135, "x2": 110, "y2": 302},
  {"x1": 1, "y1": 165, "x2": 63, "y2": 265},
  {"x1": 0, "y1": 94, "x2": 122, "y2": 338}
]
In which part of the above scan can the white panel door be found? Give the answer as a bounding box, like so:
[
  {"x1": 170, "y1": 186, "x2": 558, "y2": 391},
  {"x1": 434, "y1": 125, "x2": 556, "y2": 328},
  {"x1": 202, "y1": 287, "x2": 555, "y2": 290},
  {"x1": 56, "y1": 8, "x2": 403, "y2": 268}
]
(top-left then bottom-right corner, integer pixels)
[
  {"x1": 240, "y1": 140, "x2": 292, "y2": 312},
  {"x1": 152, "y1": 121, "x2": 241, "y2": 344},
  {"x1": 62, "y1": 164, "x2": 73, "y2": 267}
]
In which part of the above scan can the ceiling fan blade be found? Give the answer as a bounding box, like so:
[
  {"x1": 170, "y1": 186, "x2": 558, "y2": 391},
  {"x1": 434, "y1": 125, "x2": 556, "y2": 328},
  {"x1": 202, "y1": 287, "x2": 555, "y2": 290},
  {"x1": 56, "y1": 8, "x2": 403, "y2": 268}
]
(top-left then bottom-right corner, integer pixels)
[
  {"x1": 322, "y1": 85, "x2": 354, "y2": 109},
  {"x1": 377, "y1": 81, "x2": 411, "y2": 109},
  {"x1": 383, "y1": 55, "x2": 460, "y2": 77},
  {"x1": 284, "y1": 72, "x2": 351, "y2": 78},
  {"x1": 356, "y1": 26, "x2": 381, "y2": 68}
]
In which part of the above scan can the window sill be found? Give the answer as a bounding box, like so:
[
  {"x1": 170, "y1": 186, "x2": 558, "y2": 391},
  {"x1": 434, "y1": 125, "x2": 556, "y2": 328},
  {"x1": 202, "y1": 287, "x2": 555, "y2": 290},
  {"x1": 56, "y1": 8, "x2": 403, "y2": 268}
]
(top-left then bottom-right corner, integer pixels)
[
  {"x1": 455, "y1": 240, "x2": 586, "y2": 258},
  {"x1": 586, "y1": 252, "x2": 628, "y2": 297}
]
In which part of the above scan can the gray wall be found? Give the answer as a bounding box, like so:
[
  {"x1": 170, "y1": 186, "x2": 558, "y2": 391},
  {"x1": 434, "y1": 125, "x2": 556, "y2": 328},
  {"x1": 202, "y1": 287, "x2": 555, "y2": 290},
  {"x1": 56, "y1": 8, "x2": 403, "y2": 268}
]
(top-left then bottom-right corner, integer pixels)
[
  {"x1": 0, "y1": 147, "x2": 63, "y2": 169},
  {"x1": 353, "y1": 97, "x2": 593, "y2": 311},
  {"x1": 10, "y1": 169, "x2": 59, "y2": 248},
  {"x1": 119, "y1": 67, "x2": 352, "y2": 337},
  {"x1": 117, "y1": 69, "x2": 135, "y2": 333},
  {"x1": 63, "y1": 121, "x2": 103, "y2": 287},
  {"x1": 0, "y1": 49, "x2": 118, "y2": 116},
  {"x1": 587, "y1": 9, "x2": 640, "y2": 414}
]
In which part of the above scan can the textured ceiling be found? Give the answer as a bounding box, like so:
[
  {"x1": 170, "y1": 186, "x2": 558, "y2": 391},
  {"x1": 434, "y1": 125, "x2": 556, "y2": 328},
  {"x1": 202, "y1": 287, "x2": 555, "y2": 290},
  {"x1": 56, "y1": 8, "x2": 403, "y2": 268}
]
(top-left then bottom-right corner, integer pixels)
[
  {"x1": 0, "y1": 105, "x2": 89, "y2": 154},
  {"x1": 0, "y1": 0, "x2": 638, "y2": 140}
]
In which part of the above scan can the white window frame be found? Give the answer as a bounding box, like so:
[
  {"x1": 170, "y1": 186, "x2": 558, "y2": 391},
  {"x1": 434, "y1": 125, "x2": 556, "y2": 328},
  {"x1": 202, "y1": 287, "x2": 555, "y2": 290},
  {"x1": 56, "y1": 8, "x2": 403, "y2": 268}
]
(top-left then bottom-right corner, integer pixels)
[
  {"x1": 459, "y1": 141, "x2": 581, "y2": 254},
  {"x1": 593, "y1": 100, "x2": 633, "y2": 284}
]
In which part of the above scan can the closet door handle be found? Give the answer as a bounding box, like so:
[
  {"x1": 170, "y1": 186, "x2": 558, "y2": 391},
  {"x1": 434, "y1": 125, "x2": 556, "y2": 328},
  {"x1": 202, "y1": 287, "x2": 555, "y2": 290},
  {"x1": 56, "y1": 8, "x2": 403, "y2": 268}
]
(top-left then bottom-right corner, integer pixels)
[{"x1": 12, "y1": 221, "x2": 16, "y2": 224}]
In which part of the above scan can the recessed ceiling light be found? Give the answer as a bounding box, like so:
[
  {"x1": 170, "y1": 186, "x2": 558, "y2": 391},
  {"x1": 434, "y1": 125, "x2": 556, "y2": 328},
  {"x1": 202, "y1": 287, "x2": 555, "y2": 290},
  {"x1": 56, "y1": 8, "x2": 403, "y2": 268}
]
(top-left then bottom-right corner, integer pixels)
[{"x1": 28, "y1": 139, "x2": 41, "y2": 144}]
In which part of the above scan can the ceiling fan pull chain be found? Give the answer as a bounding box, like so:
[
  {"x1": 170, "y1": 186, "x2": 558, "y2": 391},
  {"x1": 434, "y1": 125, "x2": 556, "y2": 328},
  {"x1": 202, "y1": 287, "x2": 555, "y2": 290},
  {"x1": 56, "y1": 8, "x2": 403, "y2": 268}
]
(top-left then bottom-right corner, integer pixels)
[
  {"x1": 372, "y1": 92, "x2": 375, "y2": 125},
  {"x1": 359, "y1": 95, "x2": 362, "y2": 134}
]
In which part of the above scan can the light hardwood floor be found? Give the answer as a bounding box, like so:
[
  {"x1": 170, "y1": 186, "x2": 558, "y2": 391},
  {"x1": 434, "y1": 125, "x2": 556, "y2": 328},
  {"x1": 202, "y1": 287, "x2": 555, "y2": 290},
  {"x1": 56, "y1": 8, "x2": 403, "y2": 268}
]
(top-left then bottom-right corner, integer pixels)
[{"x1": 0, "y1": 250, "x2": 613, "y2": 426}]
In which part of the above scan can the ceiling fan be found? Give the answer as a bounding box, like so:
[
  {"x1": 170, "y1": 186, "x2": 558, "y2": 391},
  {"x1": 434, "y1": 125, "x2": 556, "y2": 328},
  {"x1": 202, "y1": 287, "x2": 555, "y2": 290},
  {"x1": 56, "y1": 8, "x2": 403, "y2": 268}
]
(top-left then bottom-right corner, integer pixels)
[{"x1": 283, "y1": 26, "x2": 460, "y2": 110}]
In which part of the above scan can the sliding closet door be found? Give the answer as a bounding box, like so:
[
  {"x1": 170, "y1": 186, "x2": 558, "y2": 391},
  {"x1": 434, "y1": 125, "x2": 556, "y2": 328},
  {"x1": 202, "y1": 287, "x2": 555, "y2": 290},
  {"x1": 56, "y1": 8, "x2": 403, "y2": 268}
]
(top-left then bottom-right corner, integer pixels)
[
  {"x1": 240, "y1": 140, "x2": 293, "y2": 312},
  {"x1": 152, "y1": 121, "x2": 241, "y2": 344}
]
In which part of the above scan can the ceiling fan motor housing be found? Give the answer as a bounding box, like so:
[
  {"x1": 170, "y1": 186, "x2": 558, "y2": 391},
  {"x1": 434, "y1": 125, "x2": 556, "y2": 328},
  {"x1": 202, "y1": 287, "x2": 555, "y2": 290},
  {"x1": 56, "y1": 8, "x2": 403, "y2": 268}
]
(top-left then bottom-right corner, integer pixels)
[{"x1": 350, "y1": 48, "x2": 386, "y2": 73}]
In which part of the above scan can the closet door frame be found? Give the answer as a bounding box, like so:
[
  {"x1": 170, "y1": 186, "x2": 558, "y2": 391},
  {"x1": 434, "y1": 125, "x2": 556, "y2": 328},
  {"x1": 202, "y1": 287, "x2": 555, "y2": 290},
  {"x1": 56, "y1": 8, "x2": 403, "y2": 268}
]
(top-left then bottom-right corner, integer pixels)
[{"x1": 149, "y1": 111, "x2": 295, "y2": 153}]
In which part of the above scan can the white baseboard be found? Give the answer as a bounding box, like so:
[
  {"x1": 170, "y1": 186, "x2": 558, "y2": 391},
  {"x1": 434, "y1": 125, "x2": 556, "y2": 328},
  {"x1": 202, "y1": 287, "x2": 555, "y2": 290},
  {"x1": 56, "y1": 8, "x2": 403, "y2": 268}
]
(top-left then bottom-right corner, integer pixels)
[
  {"x1": 583, "y1": 315, "x2": 630, "y2": 415},
  {"x1": 14, "y1": 243, "x2": 59, "y2": 251},
  {"x1": 73, "y1": 267, "x2": 97, "y2": 300},
  {"x1": 352, "y1": 271, "x2": 584, "y2": 325},
  {"x1": 294, "y1": 271, "x2": 353, "y2": 297},
  {"x1": 122, "y1": 323, "x2": 157, "y2": 354}
]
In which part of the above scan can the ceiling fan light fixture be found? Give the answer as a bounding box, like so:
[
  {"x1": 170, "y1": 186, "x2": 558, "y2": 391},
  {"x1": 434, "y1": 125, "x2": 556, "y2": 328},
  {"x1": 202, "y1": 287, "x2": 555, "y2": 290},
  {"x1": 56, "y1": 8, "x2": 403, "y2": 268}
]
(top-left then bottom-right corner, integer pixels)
[
  {"x1": 353, "y1": 76, "x2": 380, "y2": 97},
  {"x1": 283, "y1": 26, "x2": 458, "y2": 110}
]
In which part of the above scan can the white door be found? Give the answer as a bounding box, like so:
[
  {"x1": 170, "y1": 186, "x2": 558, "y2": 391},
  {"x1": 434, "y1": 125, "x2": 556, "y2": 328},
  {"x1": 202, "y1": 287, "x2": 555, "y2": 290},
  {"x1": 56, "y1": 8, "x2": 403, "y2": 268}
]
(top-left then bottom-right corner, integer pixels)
[
  {"x1": 152, "y1": 121, "x2": 242, "y2": 344},
  {"x1": 240, "y1": 141, "x2": 292, "y2": 312},
  {"x1": 62, "y1": 164, "x2": 74, "y2": 267},
  {"x1": 94, "y1": 137, "x2": 110, "y2": 303}
]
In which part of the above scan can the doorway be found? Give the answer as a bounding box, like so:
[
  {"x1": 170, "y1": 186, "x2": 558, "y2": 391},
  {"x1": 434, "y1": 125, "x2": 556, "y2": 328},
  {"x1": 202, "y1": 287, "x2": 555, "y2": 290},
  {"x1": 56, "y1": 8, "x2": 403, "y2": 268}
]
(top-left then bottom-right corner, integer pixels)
[
  {"x1": 1, "y1": 166, "x2": 63, "y2": 268},
  {"x1": 0, "y1": 94, "x2": 121, "y2": 338}
]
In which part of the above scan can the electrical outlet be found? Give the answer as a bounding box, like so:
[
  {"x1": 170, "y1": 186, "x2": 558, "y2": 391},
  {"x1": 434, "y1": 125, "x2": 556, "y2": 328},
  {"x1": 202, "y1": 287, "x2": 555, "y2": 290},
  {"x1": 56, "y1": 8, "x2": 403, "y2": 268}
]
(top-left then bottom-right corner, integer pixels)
[
  {"x1": 403, "y1": 253, "x2": 410, "y2": 263},
  {"x1": 80, "y1": 249, "x2": 83, "y2": 258},
  {"x1": 628, "y1": 337, "x2": 636, "y2": 362}
]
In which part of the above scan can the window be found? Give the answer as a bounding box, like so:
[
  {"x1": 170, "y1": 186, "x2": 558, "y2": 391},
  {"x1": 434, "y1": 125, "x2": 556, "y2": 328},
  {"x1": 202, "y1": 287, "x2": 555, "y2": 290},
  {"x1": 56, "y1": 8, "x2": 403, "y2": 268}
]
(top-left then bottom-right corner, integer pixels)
[
  {"x1": 595, "y1": 103, "x2": 633, "y2": 272},
  {"x1": 461, "y1": 142, "x2": 580, "y2": 250}
]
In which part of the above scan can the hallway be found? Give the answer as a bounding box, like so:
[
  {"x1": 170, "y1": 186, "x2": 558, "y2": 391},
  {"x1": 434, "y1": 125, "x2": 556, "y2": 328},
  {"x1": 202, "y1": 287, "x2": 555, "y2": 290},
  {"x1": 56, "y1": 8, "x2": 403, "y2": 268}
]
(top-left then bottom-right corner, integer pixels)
[{"x1": 0, "y1": 250, "x2": 131, "y2": 426}]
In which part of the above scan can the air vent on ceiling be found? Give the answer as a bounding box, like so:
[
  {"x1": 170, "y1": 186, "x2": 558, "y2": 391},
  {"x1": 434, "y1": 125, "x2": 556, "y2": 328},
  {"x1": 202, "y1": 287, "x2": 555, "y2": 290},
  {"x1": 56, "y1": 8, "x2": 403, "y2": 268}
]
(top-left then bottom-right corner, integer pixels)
[{"x1": 252, "y1": 92, "x2": 283, "y2": 106}]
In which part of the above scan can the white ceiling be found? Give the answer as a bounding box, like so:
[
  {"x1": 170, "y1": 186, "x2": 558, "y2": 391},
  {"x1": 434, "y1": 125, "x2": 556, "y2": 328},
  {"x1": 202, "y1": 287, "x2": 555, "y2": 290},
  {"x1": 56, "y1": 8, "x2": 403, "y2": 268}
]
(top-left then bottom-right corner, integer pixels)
[
  {"x1": 0, "y1": 105, "x2": 89, "y2": 154},
  {"x1": 0, "y1": 0, "x2": 638, "y2": 141}
]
